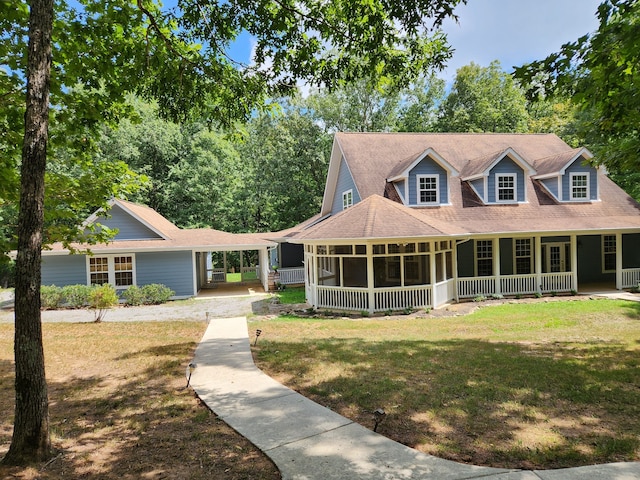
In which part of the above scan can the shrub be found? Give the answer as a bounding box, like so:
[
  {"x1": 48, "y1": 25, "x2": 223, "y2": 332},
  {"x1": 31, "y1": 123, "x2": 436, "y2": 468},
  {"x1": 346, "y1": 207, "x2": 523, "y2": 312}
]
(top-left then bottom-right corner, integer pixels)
[
  {"x1": 490, "y1": 293, "x2": 504, "y2": 300},
  {"x1": 41, "y1": 285, "x2": 64, "y2": 310},
  {"x1": 473, "y1": 294, "x2": 487, "y2": 302},
  {"x1": 89, "y1": 284, "x2": 119, "y2": 322},
  {"x1": 534, "y1": 292, "x2": 543, "y2": 298},
  {"x1": 62, "y1": 284, "x2": 91, "y2": 308},
  {"x1": 140, "y1": 284, "x2": 174, "y2": 305},
  {"x1": 122, "y1": 285, "x2": 145, "y2": 306}
]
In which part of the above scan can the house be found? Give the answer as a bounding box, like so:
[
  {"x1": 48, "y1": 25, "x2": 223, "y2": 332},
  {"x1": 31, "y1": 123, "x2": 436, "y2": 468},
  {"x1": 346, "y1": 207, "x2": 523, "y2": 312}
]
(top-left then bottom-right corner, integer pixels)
[
  {"x1": 41, "y1": 199, "x2": 276, "y2": 297},
  {"x1": 283, "y1": 132, "x2": 640, "y2": 313}
]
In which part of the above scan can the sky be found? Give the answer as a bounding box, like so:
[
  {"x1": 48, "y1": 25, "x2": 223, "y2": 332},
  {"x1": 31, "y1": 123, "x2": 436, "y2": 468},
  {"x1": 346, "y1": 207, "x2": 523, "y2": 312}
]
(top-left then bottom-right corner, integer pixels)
[{"x1": 439, "y1": 0, "x2": 603, "y2": 81}]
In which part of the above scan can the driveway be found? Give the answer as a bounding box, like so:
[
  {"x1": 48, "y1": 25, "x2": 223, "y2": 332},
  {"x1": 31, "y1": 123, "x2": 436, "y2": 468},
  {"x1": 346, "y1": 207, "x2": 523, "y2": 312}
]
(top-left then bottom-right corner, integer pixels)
[{"x1": 0, "y1": 285, "x2": 272, "y2": 323}]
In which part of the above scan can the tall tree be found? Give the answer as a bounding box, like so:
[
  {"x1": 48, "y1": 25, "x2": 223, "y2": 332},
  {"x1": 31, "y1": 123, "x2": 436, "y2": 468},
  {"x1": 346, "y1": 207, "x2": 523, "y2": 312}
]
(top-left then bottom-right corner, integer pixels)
[
  {"x1": 436, "y1": 61, "x2": 529, "y2": 133},
  {"x1": 514, "y1": 0, "x2": 640, "y2": 186},
  {"x1": 3, "y1": 0, "x2": 467, "y2": 465},
  {"x1": 398, "y1": 72, "x2": 446, "y2": 132}
]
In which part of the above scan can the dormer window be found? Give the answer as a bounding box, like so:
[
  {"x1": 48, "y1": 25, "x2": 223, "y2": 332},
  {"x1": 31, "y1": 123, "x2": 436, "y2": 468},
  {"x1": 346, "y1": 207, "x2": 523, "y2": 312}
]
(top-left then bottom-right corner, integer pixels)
[
  {"x1": 496, "y1": 174, "x2": 516, "y2": 202},
  {"x1": 342, "y1": 189, "x2": 353, "y2": 210},
  {"x1": 417, "y1": 175, "x2": 439, "y2": 205},
  {"x1": 570, "y1": 173, "x2": 589, "y2": 200}
]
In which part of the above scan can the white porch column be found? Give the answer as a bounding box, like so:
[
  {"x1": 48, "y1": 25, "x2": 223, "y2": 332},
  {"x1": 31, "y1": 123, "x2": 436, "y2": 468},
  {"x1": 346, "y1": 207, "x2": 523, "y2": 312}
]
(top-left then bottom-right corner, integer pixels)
[
  {"x1": 616, "y1": 233, "x2": 623, "y2": 290},
  {"x1": 493, "y1": 238, "x2": 501, "y2": 294},
  {"x1": 453, "y1": 241, "x2": 460, "y2": 302},
  {"x1": 259, "y1": 249, "x2": 270, "y2": 292},
  {"x1": 366, "y1": 244, "x2": 375, "y2": 314},
  {"x1": 570, "y1": 235, "x2": 578, "y2": 292},
  {"x1": 312, "y1": 247, "x2": 319, "y2": 309},
  {"x1": 535, "y1": 236, "x2": 542, "y2": 294},
  {"x1": 430, "y1": 242, "x2": 437, "y2": 308}
]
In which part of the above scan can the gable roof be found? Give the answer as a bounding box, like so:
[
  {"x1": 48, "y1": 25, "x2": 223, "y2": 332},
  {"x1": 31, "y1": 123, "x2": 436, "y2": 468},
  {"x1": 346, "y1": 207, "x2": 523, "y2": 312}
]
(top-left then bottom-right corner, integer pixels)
[
  {"x1": 460, "y1": 147, "x2": 535, "y2": 180},
  {"x1": 532, "y1": 147, "x2": 593, "y2": 178}
]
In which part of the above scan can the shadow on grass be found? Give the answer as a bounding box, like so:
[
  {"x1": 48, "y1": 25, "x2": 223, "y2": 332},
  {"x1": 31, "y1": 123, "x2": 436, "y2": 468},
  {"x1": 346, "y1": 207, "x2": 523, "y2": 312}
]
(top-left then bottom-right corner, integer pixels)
[
  {"x1": 255, "y1": 337, "x2": 640, "y2": 469},
  {"x1": 0, "y1": 341, "x2": 280, "y2": 479}
]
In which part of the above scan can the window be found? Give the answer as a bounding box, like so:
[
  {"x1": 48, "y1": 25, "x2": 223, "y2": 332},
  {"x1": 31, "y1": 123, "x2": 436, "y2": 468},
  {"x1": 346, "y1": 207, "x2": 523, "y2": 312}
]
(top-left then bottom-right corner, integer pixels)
[
  {"x1": 570, "y1": 173, "x2": 589, "y2": 200},
  {"x1": 417, "y1": 175, "x2": 439, "y2": 204},
  {"x1": 342, "y1": 189, "x2": 353, "y2": 210},
  {"x1": 603, "y1": 235, "x2": 616, "y2": 272},
  {"x1": 476, "y1": 240, "x2": 493, "y2": 276},
  {"x1": 514, "y1": 238, "x2": 532, "y2": 274},
  {"x1": 88, "y1": 255, "x2": 135, "y2": 288},
  {"x1": 496, "y1": 174, "x2": 516, "y2": 202}
]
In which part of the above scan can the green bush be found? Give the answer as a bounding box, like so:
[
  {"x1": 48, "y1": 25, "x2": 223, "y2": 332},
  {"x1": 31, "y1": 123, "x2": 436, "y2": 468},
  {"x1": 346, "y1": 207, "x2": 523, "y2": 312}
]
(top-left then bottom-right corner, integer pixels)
[
  {"x1": 89, "y1": 284, "x2": 119, "y2": 322},
  {"x1": 41, "y1": 285, "x2": 64, "y2": 310},
  {"x1": 62, "y1": 284, "x2": 92, "y2": 308},
  {"x1": 140, "y1": 284, "x2": 174, "y2": 305},
  {"x1": 122, "y1": 285, "x2": 145, "y2": 306}
]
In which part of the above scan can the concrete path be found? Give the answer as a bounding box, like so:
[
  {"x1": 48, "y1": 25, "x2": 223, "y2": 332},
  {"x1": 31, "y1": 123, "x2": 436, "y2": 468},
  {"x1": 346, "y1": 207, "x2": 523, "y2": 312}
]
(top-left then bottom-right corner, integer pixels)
[{"x1": 189, "y1": 317, "x2": 640, "y2": 480}]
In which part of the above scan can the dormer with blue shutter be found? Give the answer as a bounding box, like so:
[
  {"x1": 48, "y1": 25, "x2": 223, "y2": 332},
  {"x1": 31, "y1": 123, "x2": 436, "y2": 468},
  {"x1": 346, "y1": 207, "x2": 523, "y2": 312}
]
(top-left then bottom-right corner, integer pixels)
[
  {"x1": 386, "y1": 148, "x2": 458, "y2": 207},
  {"x1": 461, "y1": 148, "x2": 534, "y2": 204},
  {"x1": 532, "y1": 148, "x2": 599, "y2": 202}
]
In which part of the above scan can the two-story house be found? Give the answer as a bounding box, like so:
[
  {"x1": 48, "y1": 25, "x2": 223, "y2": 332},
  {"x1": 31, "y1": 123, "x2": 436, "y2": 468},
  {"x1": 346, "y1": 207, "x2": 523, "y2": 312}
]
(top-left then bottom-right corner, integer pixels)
[{"x1": 286, "y1": 132, "x2": 640, "y2": 313}]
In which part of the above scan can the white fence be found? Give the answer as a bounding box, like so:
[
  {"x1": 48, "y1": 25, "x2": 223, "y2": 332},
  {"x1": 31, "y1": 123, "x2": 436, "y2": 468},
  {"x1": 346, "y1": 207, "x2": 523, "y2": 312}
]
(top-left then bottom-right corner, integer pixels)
[
  {"x1": 317, "y1": 286, "x2": 368, "y2": 311},
  {"x1": 374, "y1": 286, "x2": 431, "y2": 312},
  {"x1": 277, "y1": 267, "x2": 305, "y2": 285},
  {"x1": 622, "y1": 268, "x2": 640, "y2": 288},
  {"x1": 458, "y1": 272, "x2": 574, "y2": 298}
]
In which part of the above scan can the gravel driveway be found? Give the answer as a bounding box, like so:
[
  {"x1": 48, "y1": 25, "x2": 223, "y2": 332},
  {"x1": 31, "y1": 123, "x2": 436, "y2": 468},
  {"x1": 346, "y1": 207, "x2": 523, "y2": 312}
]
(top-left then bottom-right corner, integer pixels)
[{"x1": 0, "y1": 287, "x2": 271, "y2": 323}]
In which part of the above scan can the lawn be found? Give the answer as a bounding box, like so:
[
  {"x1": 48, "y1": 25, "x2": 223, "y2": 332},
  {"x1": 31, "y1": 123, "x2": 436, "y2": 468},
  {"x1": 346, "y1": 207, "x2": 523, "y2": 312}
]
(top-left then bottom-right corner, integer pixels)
[
  {"x1": 0, "y1": 321, "x2": 279, "y2": 479},
  {"x1": 251, "y1": 298, "x2": 640, "y2": 470}
]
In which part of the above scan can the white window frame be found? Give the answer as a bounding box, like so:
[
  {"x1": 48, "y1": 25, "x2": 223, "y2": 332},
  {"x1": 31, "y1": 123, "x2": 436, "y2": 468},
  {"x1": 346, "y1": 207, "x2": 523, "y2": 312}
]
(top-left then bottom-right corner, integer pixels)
[
  {"x1": 417, "y1": 174, "x2": 439, "y2": 205},
  {"x1": 513, "y1": 238, "x2": 533, "y2": 275},
  {"x1": 342, "y1": 189, "x2": 353, "y2": 210},
  {"x1": 475, "y1": 240, "x2": 493, "y2": 277},
  {"x1": 570, "y1": 172, "x2": 590, "y2": 201},
  {"x1": 602, "y1": 235, "x2": 616, "y2": 273},
  {"x1": 87, "y1": 254, "x2": 136, "y2": 289},
  {"x1": 496, "y1": 173, "x2": 517, "y2": 203}
]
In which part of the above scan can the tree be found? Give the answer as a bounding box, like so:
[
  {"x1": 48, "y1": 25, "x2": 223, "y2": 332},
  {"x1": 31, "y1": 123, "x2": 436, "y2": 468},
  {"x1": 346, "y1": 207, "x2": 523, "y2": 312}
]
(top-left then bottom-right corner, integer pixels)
[
  {"x1": 3, "y1": 0, "x2": 467, "y2": 465},
  {"x1": 514, "y1": 0, "x2": 640, "y2": 188},
  {"x1": 436, "y1": 61, "x2": 529, "y2": 133},
  {"x1": 398, "y1": 72, "x2": 446, "y2": 132}
]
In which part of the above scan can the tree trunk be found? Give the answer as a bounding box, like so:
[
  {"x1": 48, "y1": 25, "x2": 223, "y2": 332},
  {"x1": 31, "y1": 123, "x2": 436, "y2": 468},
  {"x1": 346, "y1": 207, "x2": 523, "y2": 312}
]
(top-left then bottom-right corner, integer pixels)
[{"x1": 1, "y1": 0, "x2": 53, "y2": 466}]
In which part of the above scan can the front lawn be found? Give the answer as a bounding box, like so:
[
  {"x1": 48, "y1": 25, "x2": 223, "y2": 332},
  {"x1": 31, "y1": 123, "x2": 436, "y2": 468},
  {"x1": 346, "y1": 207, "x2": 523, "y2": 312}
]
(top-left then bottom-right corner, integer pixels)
[{"x1": 251, "y1": 298, "x2": 640, "y2": 470}]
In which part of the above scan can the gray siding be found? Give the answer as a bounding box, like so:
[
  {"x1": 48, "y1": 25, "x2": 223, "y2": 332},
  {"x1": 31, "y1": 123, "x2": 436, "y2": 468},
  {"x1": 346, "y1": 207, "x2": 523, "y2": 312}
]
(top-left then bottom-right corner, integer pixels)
[
  {"x1": 488, "y1": 157, "x2": 525, "y2": 203},
  {"x1": 561, "y1": 159, "x2": 598, "y2": 201},
  {"x1": 577, "y1": 235, "x2": 613, "y2": 283},
  {"x1": 540, "y1": 178, "x2": 559, "y2": 199},
  {"x1": 99, "y1": 204, "x2": 163, "y2": 240},
  {"x1": 622, "y1": 233, "x2": 640, "y2": 269},
  {"x1": 42, "y1": 255, "x2": 87, "y2": 286},
  {"x1": 499, "y1": 238, "x2": 513, "y2": 275},
  {"x1": 136, "y1": 251, "x2": 194, "y2": 297},
  {"x1": 408, "y1": 157, "x2": 448, "y2": 205},
  {"x1": 331, "y1": 156, "x2": 361, "y2": 215},
  {"x1": 470, "y1": 179, "x2": 485, "y2": 200}
]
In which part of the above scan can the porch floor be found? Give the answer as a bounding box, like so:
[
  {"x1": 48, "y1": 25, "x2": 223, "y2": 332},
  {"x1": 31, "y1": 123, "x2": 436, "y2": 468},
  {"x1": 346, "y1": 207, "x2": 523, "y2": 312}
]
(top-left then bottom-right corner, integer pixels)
[
  {"x1": 578, "y1": 282, "x2": 618, "y2": 294},
  {"x1": 197, "y1": 281, "x2": 266, "y2": 298}
]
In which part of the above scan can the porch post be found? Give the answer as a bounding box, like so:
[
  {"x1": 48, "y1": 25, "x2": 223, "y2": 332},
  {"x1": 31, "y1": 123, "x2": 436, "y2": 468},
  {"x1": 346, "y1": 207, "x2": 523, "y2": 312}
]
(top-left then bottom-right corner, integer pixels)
[
  {"x1": 366, "y1": 244, "x2": 375, "y2": 314},
  {"x1": 616, "y1": 232, "x2": 623, "y2": 290},
  {"x1": 312, "y1": 246, "x2": 319, "y2": 309},
  {"x1": 570, "y1": 235, "x2": 578, "y2": 292},
  {"x1": 430, "y1": 241, "x2": 437, "y2": 308},
  {"x1": 240, "y1": 250, "x2": 244, "y2": 281},
  {"x1": 493, "y1": 238, "x2": 501, "y2": 295},
  {"x1": 535, "y1": 236, "x2": 542, "y2": 294},
  {"x1": 453, "y1": 241, "x2": 459, "y2": 302}
]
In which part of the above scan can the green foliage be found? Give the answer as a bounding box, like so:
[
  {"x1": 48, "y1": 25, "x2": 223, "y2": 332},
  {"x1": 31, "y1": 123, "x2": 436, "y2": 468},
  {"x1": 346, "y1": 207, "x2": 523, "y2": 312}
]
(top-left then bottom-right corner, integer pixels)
[
  {"x1": 436, "y1": 61, "x2": 529, "y2": 133},
  {"x1": 41, "y1": 285, "x2": 64, "y2": 310},
  {"x1": 121, "y1": 285, "x2": 145, "y2": 306},
  {"x1": 61, "y1": 284, "x2": 91, "y2": 308},
  {"x1": 0, "y1": 258, "x2": 14, "y2": 288},
  {"x1": 473, "y1": 294, "x2": 487, "y2": 302},
  {"x1": 277, "y1": 287, "x2": 306, "y2": 305},
  {"x1": 88, "y1": 284, "x2": 118, "y2": 322},
  {"x1": 139, "y1": 284, "x2": 175, "y2": 305}
]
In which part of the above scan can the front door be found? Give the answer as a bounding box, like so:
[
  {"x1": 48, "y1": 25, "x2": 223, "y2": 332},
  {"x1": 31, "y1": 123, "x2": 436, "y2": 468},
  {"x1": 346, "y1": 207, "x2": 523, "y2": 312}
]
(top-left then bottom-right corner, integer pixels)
[{"x1": 545, "y1": 243, "x2": 566, "y2": 272}]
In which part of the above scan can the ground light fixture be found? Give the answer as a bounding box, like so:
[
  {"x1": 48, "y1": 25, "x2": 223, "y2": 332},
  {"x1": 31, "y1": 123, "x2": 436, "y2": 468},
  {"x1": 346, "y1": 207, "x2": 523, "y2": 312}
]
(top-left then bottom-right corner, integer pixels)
[
  {"x1": 254, "y1": 329, "x2": 262, "y2": 346},
  {"x1": 373, "y1": 408, "x2": 386, "y2": 432},
  {"x1": 185, "y1": 362, "x2": 196, "y2": 388}
]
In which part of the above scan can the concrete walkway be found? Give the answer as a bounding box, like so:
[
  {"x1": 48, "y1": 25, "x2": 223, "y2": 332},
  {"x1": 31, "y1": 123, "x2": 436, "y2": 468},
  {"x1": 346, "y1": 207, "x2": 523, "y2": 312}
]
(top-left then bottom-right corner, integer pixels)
[{"x1": 189, "y1": 317, "x2": 640, "y2": 480}]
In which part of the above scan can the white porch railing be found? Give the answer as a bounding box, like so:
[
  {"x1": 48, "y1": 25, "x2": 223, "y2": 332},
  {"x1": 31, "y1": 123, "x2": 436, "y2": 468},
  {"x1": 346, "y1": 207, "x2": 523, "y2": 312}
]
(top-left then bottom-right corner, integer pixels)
[
  {"x1": 434, "y1": 279, "x2": 455, "y2": 307},
  {"x1": 540, "y1": 272, "x2": 573, "y2": 292},
  {"x1": 278, "y1": 267, "x2": 305, "y2": 285},
  {"x1": 622, "y1": 268, "x2": 640, "y2": 288},
  {"x1": 500, "y1": 274, "x2": 538, "y2": 295},
  {"x1": 317, "y1": 286, "x2": 368, "y2": 311},
  {"x1": 457, "y1": 277, "x2": 496, "y2": 298},
  {"x1": 374, "y1": 285, "x2": 432, "y2": 312}
]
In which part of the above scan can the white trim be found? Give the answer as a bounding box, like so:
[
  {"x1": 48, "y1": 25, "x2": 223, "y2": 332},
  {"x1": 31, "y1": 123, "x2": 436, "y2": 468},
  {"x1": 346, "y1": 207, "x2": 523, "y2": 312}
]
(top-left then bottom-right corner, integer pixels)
[
  {"x1": 416, "y1": 174, "x2": 440, "y2": 205},
  {"x1": 342, "y1": 189, "x2": 353, "y2": 210},
  {"x1": 569, "y1": 172, "x2": 590, "y2": 201},
  {"x1": 602, "y1": 234, "x2": 616, "y2": 273},
  {"x1": 474, "y1": 239, "x2": 493, "y2": 277},
  {"x1": 513, "y1": 237, "x2": 533, "y2": 275},
  {"x1": 387, "y1": 148, "x2": 459, "y2": 182},
  {"x1": 495, "y1": 173, "x2": 517, "y2": 203},
  {"x1": 86, "y1": 253, "x2": 137, "y2": 289}
]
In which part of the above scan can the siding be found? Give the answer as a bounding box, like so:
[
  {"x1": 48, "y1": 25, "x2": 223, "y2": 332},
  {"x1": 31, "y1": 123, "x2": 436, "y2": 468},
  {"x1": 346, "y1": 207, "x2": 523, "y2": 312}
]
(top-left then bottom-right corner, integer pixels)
[
  {"x1": 98, "y1": 204, "x2": 163, "y2": 240},
  {"x1": 456, "y1": 241, "x2": 475, "y2": 277},
  {"x1": 622, "y1": 233, "x2": 640, "y2": 269},
  {"x1": 540, "y1": 178, "x2": 559, "y2": 199},
  {"x1": 499, "y1": 238, "x2": 513, "y2": 275},
  {"x1": 408, "y1": 157, "x2": 448, "y2": 205},
  {"x1": 331, "y1": 156, "x2": 360, "y2": 215},
  {"x1": 488, "y1": 157, "x2": 525, "y2": 203},
  {"x1": 470, "y1": 178, "x2": 485, "y2": 201},
  {"x1": 561, "y1": 159, "x2": 598, "y2": 201},
  {"x1": 136, "y1": 251, "x2": 194, "y2": 297},
  {"x1": 42, "y1": 255, "x2": 87, "y2": 286}
]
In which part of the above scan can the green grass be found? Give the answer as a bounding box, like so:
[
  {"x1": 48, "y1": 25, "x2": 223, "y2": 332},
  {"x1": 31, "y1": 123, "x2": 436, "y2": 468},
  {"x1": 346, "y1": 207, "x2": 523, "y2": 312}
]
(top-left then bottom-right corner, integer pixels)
[
  {"x1": 276, "y1": 286, "x2": 306, "y2": 304},
  {"x1": 251, "y1": 299, "x2": 640, "y2": 469}
]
